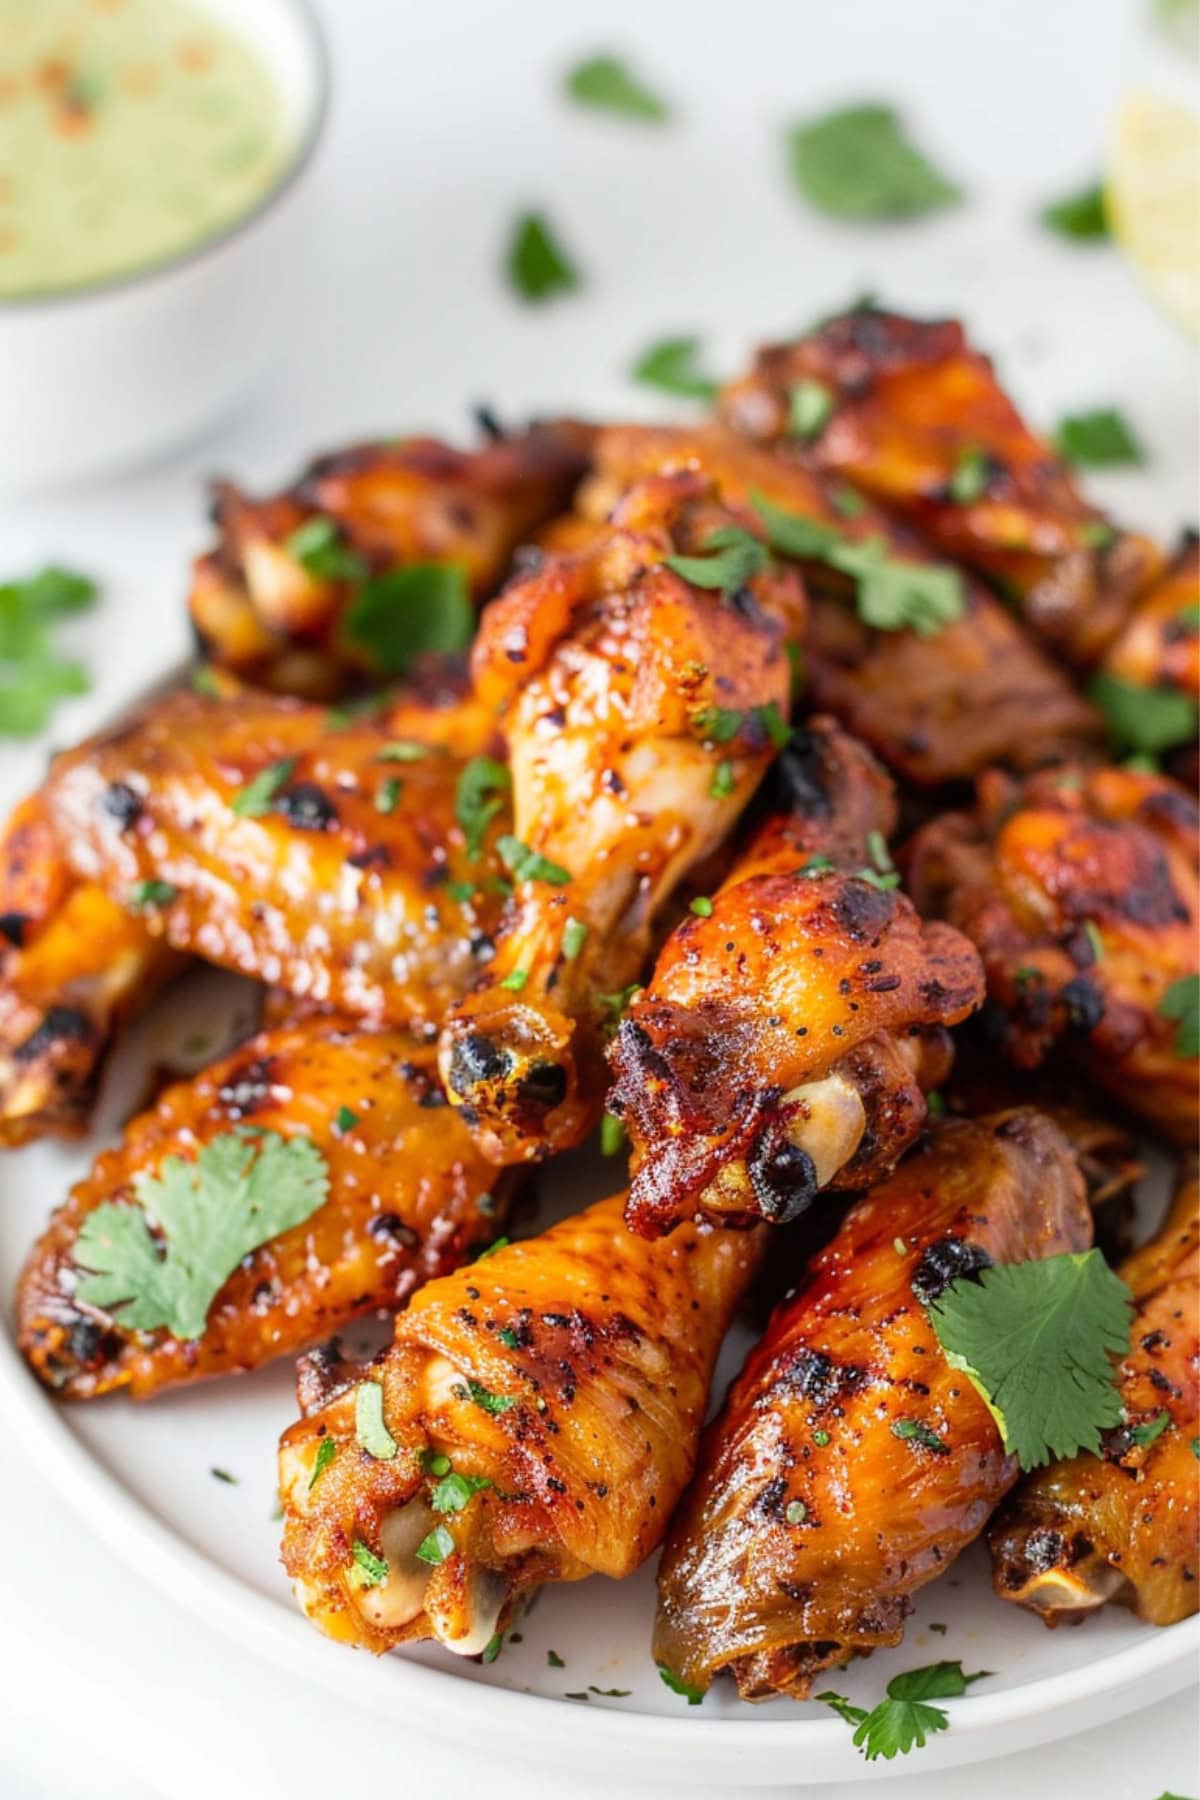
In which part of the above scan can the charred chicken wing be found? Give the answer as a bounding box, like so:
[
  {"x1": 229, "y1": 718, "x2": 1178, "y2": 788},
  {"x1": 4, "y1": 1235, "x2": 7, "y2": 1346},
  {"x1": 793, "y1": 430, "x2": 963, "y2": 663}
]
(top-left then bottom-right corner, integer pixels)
[
  {"x1": 0, "y1": 789, "x2": 179, "y2": 1146},
  {"x1": 278, "y1": 1190, "x2": 761, "y2": 1657},
  {"x1": 438, "y1": 470, "x2": 806, "y2": 1164},
  {"x1": 608, "y1": 717, "x2": 985, "y2": 1237},
  {"x1": 906, "y1": 762, "x2": 1200, "y2": 1144},
  {"x1": 654, "y1": 1110, "x2": 1092, "y2": 1701},
  {"x1": 44, "y1": 689, "x2": 513, "y2": 1037},
  {"x1": 721, "y1": 305, "x2": 1163, "y2": 667},
  {"x1": 990, "y1": 1174, "x2": 1199, "y2": 1627},
  {"x1": 580, "y1": 422, "x2": 1101, "y2": 785},
  {"x1": 190, "y1": 422, "x2": 594, "y2": 697},
  {"x1": 18, "y1": 1021, "x2": 505, "y2": 1398}
]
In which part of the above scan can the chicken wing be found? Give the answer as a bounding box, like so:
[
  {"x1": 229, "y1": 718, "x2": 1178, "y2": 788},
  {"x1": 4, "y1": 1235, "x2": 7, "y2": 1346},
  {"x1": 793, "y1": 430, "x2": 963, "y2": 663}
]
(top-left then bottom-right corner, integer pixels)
[
  {"x1": 278, "y1": 1190, "x2": 761, "y2": 1657},
  {"x1": 44, "y1": 688, "x2": 513, "y2": 1037},
  {"x1": 990, "y1": 1174, "x2": 1199, "y2": 1628},
  {"x1": 906, "y1": 762, "x2": 1200, "y2": 1144},
  {"x1": 720, "y1": 305, "x2": 1163, "y2": 667},
  {"x1": 0, "y1": 790, "x2": 179, "y2": 1146},
  {"x1": 580, "y1": 422, "x2": 1101, "y2": 785},
  {"x1": 437, "y1": 470, "x2": 806, "y2": 1164},
  {"x1": 190, "y1": 421, "x2": 594, "y2": 697},
  {"x1": 608, "y1": 717, "x2": 985, "y2": 1237},
  {"x1": 654, "y1": 1110, "x2": 1092, "y2": 1701},
  {"x1": 18, "y1": 1021, "x2": 504, "y2": 1399}
]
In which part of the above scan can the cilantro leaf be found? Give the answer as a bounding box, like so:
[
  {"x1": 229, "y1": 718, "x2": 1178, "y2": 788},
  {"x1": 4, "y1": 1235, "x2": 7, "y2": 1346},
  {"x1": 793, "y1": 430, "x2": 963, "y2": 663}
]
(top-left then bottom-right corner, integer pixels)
[
  {"x1": 462, "y1": 1378, "x2": 517, "y2": 1415},
  {"x1": 631, "y1": 335, "x2": 718, "y2": 399},
  {"x1": 1040, "y1": 181, "x2": 1108, "y2": 240},
  {"x1": 342, "y1": 563, "x2": 473, "y2": 676},
  {"x1": 308, "y1": 1437, "x2": 337, "y2": 1490},
  {"x1": 431, "y1": 1470, "x2": 492, "y2": 1513},
  {"x1": 561, "y1": 917, "x2": 588, "y2": 961},
  {"x1": 349, "y1": 1538, "x2": 389, "y2": 1588},
  {"x1": 949, "y1": 447, "x2": 989, "y2": 504},
  {"x1": 456, "y1": 755, "x2": 511, "y2": 856},
  {"x1": 1055, "y1": 407, "x2": 1144, "y2": 467},
  {"x1": 355, "y1": 1380, "x2": 398, "y2": 1460},
  {"x1": 506, "y1": 211, "x2": 581, "y2": 303},
  {"x1": 658, "y1": 1665, "x2": 705, "y2": 1704},
  {"x1": 74, "y1": 1129, "x2": 330, "y2": 1342},
  {"x1": 230, "y1": 758, "x2": 296, "y2": 817},
  {"x1": 665, "y1": 525, "x2": 770, "y2": 598},
  {"x1": 788, "y1": 379, "x2": 835, "y2": 441},
  {"x1": 1159, "y1": 974, "x2": 1200, "y2": 1059},
  {"x1": 415, "y1": 1524, "x2": 456, "y2": 1566},
  {"x1": 1088, "y1": 671, "x2": 1197, "y2": 755},
  {"x1": 929, "y1": 1251, "x2": 1133, "y2": 1468},
  {"x1": 817, "y1": 1690, "x2": 868, "y2": 1727},
  {"x1": 0, "y1": 558, "x2": 95, "y2": 738},
  {"x1": 496, "y1": 835, "x2": 571, "y2": 885},
  {"x1": 787, "y1": 103, "x2": 961, "y2": 221},
  {"x1": 128, "y1": 878, "x2": 177, "y2": 910},
  {"x1": 284, "y1": 517, "x2": 368, "y2": 584},
  {"x1": 1129, "y1": 1409, "x2": 1171, "y2": 1448},
  {"x1": 821, "y1": 1664, "x2": 988, "y2": 1762},
  {"x1": 564, "y1": 53, "x2": 668, "y2": 123}
]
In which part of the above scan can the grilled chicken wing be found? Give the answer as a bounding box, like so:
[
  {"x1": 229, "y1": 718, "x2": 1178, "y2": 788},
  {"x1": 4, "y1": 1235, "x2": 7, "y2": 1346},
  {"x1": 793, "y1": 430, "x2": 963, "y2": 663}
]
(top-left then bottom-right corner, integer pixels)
[
  {"x1": 437, "y1": 471, "x2": 806, "y2": 1164},
  {"x1": 0, "y1": 790, "x2": 179, "y2": 1146},
  {"x1": 721, "y1": 305, "x2": 1164, "y2": 667},
  {"x1": 190, "y1": 422, "x2": 594, "y2": 697},
  {"x1": 278, "y1": 1190, "x2": 761, "y2": 1657},
  {"x1": 906, "y1": 762, "x2": 1200, "y2": 1144},
  {"x1": 581, "y1": 423, "x2": 1101, "y2": 785},
  {"x1": 18, "y1": 1022, "x2": 504, "y2": 1399},
  {"x1": 44, "y1": 689, "x2": 513, "y2": 1037},
  {"x1": 608, "y1": 717, "x2": 985, "y2": 1237},
  {"x1": 990, "y1": 1174, "x2": 1199, "y2": 1627},
  {"x1": 654, "y1": 1110, "x2": 1092, "y2": 1701}
]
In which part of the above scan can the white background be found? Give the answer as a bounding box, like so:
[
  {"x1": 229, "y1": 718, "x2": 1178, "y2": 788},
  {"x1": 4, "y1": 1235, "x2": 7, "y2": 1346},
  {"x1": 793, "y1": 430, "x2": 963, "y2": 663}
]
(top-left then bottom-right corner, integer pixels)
[{"x1": 1, "y1": 0, "x2": 1197, "y2": 1794}]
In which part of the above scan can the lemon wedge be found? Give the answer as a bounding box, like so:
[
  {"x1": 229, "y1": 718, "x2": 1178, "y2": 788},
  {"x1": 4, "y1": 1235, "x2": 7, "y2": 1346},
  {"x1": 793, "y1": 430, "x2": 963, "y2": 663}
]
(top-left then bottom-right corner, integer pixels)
[{"x1": 1108, "y1": 89, "x2": 1200, "y2": 339}]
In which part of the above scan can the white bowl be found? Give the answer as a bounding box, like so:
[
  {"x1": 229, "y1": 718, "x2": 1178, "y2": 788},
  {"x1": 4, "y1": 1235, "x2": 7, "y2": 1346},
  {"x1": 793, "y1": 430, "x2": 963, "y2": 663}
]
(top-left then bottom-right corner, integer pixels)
[{"x1": 0, "y1": 0, "x2": 330, "y2": 494}]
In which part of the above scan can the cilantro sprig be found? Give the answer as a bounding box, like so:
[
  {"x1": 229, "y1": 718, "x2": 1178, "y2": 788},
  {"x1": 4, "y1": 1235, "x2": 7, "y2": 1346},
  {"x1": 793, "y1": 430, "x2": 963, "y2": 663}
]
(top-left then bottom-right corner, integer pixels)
[
  {"x1": 787, "y1": 103, "x2": 961, "y2": 221},
  {"x1": 928, "y1": 1250, "x2": 1133, "y2": 1468},
  {"x1": 819, "y1": 1662, "x2": 989, "y2": 1762},
  {"x1": 74, "y1": 1129, "x2": 330, "y2": 1342},
  {"x1": 456, "y1": 755, "x2": 511, "y2": 855},
  {"x1": 0, "y1": 564, "x2": 97, "y2": 737},
  {"x1": 342, "y1": 564, "x2": 473, "y2": 676},
  {"x1": 1088, "y1": 671, "x2": 1197, "y2": 756},
  {"x1": 665, "y1": 525, "x2": 770, "y2": 599}
]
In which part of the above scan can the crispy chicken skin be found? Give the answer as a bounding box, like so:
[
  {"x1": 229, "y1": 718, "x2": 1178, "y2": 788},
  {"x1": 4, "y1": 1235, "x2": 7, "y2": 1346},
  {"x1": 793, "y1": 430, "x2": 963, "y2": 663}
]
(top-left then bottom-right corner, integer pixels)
[
  {"x1": 581, "y1": 422, "x2": 1101, "y2": 785},
  {"x1": 990, "y1": 1175, "x2": 1199, "y2": 1628},
  {"x1": 189, "y1": 422, "x2": 595, "y2": 697},
  {"x1": 609, "y1": 717, "x2": 985, "y2": 1237},
  {"x1": 278, "y1": 1190, "x2": 761, "y2": 1658},
  {"x1": 721, "y1": 307, "x2": 1164, "y2": 667},
  {"x1": 654, "y1": 1110, "x2": 1092, "y2": 1701},
  {"x1": 438, "y1": 471, "x2": 806, "y2": 1164},
  {"x1": 17, "y1": 1022, "x2": 504, "y2": 1400},
  {"x1": 1100, "y1": 531, "x2": 1200, "y2": 708},
  {"x1": 0, "y1": 791, "x2": 179, "y2": 1146},
  {"x1": 44, "y1": 689, "x2": 513, "y2": 1037},
  {"x1": 906, "y1": 763, "x2": 1200, "y2": 1144}
]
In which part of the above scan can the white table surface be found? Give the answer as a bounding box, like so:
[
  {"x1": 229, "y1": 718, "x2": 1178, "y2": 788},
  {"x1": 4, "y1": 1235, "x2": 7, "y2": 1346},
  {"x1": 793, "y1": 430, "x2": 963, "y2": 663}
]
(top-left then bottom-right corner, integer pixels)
[{"x1": 1, "y1": 0, "x2": 1197, "y2": 1793}]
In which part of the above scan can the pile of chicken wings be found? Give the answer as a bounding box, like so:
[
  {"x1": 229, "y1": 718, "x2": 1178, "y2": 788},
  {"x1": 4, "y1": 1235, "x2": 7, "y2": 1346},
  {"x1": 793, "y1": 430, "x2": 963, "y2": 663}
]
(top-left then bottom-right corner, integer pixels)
[{"x1": 6, "y1": 307, "x2": 1197, "y2": 1700}]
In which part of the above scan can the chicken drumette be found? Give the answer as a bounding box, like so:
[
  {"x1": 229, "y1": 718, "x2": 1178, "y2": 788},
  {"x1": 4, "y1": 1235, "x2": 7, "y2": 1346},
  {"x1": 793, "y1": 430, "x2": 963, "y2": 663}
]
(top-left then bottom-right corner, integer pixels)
[{"x1": 608, "y1": 717, "x2": 984, "y2": 1237}]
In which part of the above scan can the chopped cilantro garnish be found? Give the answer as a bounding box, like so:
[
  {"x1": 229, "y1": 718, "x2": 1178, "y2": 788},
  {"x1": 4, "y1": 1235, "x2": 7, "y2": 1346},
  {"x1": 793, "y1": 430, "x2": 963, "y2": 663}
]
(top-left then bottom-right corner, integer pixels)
[
  {"x1": 415, "y1": 1524, "x2": 456, "y2": 1566},
  {"x1": 891, "y1": 1418, "x2": 949, "y2": 1454},
  {"x1": 1079, "y1": 521, "x2": 1116, "y2": 550},
  {"x1": 342, "y1": 563, "x2": 473, "y2": 676},
  {"x1": 308, "y1": 1436, "x2": 337, "y2": 1490},
  {"x1": 284, "y1": 517, "x2": 368, "y2": 584},
  {"x1": 788, "y1": 378, "x2": 835, "y2": 441},
  {"x1": 1159, "y1": 974, "x2": 1200, "y2": 1059},
  {"x1": 800, "y1": 854, "x2": 835, "y2": 877},
  {"x1": 710, "y1": 759, "x2": 736, "y2": 799},
  {"x1": 74, "y1": 1128, "x2": 329, "y2": 1342},
  {"x1": 348, "y1": 1538, "x2": 389, "y2": 1589},
  {"x1": 564, "y1": 53, "x2": 668, "y2": 122},
  {"x1": 375, "y1": 775, "x2": 402, "y2": 815},
  {"x1": 692, "y1": 704, "x2": 744, "y2": 743},
  {"x1": 230, "y1": 758, "x2": 296, "y2": 818},
  {"x1": 498, "y1": 1326, "x2": 521, "y2": 1349},
  {"x1": 506, "y1": 210, "x2": 581, "y2": 303},
  {"x1": 128, "y1": 878, "x2": 177, "y2": 910},
  {"x1": 562, "y1": 917, "x2": 588, "y2": 961},
  {"x1": 831, "y1": 483, "x2": 867, "y2": 518},
  {"x1": 856, "y1": 865, "x2": 902, "y2": 891},
  {"x1": 355, "y1": 1381, "x2": 398, "y2": 1460},
  {"x1": 1088, "y1": 671, "x2": 1197, "y2": 755},
  {"x1": 193, "y1": 666, "x2": 222, "y2": 697},
  {"x1": 658, "y1": 1665, "x2": 705, "y2": 1705},
  {"x1": 754, "y1": 700, "x2": 793, "y2": 749},
  {"x1": 497, "y1": 835, "x2": 571, "y2": 885},
  {"x1": 1129, "y1": 1410, "x2": 1171, "y2": 1448},
  {"x1": 501, "y1": 967, "x2": 529, "y2": 992},
  {"x1": 446, "y1": 880, "x2": 477, "y2": 904},
  {"x1": 689, "y1": 895, "x2": 714, "y2": 917},
  {"x1": 376, "y1": 740, "x2": 429, "y2": 763},
  {"x1": 334, "y1": 1105, "x2": 358, "y2": 1134},
  {"x1": 1055, "y1": 407, "x2": 1144, "y2": 468},
  {"x1": 589, "y1": 1686, "x2": 632, "y2": 1698},
  {"x1": 598, "y1": 982, "x2": 643, "y2": 1025},
  {"x1": 0, "y1": 564, "x2": 98, "y2": 738},
  {"x1": 600, "y1": 1113, "x2": 627, "y2": 1156},
  {"x1": 547, "y1": 1649, "x2": 566, "y2": 1668},
  {"x1": 665, "y1": 525, "x2": 769, "y2": 599},
  {"x1": 631, "y1": 335, "x2": 718, "y2": 399},
  {"x1": 949, "y1": 447, "x2": 989, "y2": 505},
  {"x1": 474, "y1": 1236, "x2": 511, "y2": 1261},
  {"x1": 431, "y1": 1470, "x2": 493, "y2": 1513},
  {"x1": 928, "y1": 1250, "x2": 1133, "y2": 1467},
  {"x1": 820, "y1": 1662, "x2": 989, "y2": 1761},
  {"x1": 210, "y1": 1467, "x2": 237, "y2": 1484},
  {"x1": 455, "y1": 754, "x2": 511, "y2": 857},
  {"x1": 787, "y1": 103, "x2": 961, "y2": 220},
  {"x1": 464, "y1": 1379, "x2": 517, "y2": 1415},
  {"x1": 1041, "y1": 181, "x2": 1108, "y2": 240}
]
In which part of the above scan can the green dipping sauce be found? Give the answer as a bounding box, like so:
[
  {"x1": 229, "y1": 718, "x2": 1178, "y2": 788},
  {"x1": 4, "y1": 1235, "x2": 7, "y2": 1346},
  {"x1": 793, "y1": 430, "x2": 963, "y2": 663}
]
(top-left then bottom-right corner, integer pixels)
[{"x1": 0, "y1": 0, "x2": 292, "y2": 300}]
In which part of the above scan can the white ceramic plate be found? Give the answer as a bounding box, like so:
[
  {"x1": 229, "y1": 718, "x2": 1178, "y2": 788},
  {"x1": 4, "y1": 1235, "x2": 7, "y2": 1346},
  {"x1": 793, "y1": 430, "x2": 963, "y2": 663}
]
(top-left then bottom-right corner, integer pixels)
[{"x1": 0, "y1": 948, "x2": 1196, "y2": 1787}]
